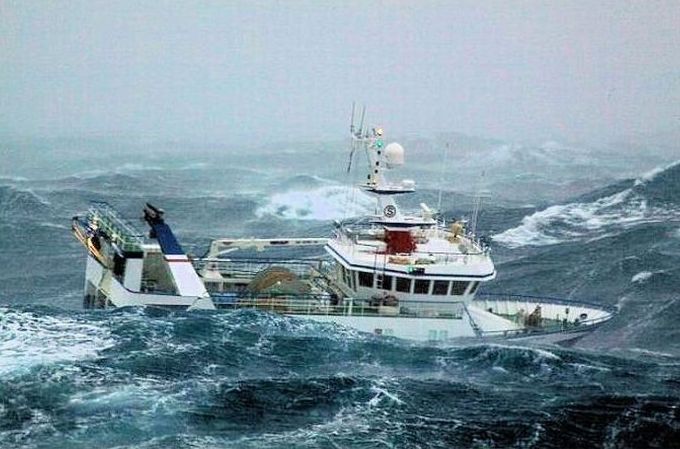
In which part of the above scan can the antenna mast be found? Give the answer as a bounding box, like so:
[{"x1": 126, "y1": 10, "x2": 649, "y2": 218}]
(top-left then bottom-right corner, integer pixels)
[
  {"x1": 350, "y1": 102, "x2": 356, "y2": 135},
  {"x1": 469, "y1": 171, "x2": 488, "y2": 237},
  {"x1": 358, "y1": 105, "x2": 366, "y2": 137},
  {"x1": 347, "y1": 103, "x2": 364, "y2": 173},
  {"x1": 436, "y1": 142, "x2": 450, "y2": 215}
]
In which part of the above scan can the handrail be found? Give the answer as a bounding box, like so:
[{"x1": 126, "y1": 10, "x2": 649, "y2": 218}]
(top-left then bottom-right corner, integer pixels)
[
  {"x1": 474, "y1": 292, "x2": 617, "y2": 337},
  {"x1": 477, "y1": 292, "x2": 619, "y2": 314},
  {"x1": 479, "y1": 314, "x2": 612, "y2": 338},
  {"x1": 86, "y1": 201, "x2": 146, "y2": 252},
  {"x1": 210, "y1": 293, "x2": 467, "y2": 320}
]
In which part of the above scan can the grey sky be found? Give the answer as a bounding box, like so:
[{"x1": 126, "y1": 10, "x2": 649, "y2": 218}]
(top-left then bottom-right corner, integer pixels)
[{"x1": 1, "y1": 1, "x2": 678, "y2": 144}]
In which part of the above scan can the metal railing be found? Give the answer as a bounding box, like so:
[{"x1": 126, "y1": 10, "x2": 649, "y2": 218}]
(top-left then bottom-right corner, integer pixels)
[
  {"x1": 87, "y1": 201, "x2": 146, "y2": 252},
  {"x1": 193, "y1": 257, "x2": 324, "y2": 279},
  {"x1": 210, "y1": 294, "x2": 466, "y2": 319},
  {"x1": 331, "y1": 225, "x2": 489, "y2": 265},
  {"x1": 474, "y1": 292, "x2": 617, "y2": 338},
  {"x1": 476, "y1": 292, "x2": 618, "y2": 315}
]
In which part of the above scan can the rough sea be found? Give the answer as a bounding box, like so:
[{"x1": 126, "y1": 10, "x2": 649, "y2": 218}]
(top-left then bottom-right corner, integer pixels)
[{"x1": 1, "y1": 136, "x2": 679, "y2": 448}]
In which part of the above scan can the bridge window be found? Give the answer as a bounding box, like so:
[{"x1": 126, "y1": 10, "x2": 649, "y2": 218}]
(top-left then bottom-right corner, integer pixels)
[
  {"x1": 450, "y1": 281, "x2": 469, "y2": 296},
  {"x1": 432, "y1": 280, "x2": 449, "y2": 295},
  {"x1": 358, "y1": 271, "x2": 374, "y2": 287},
  {"x1": 381, "y1": 275, "x2": 393, "y2": 290},
  {"x1": 414, "y1": 279, "x2": 430, "y2": 294},
  {"x1": 396, "y1": 277, "x2": 411, "y2": 293},
  {"x1": 468, "y1": 281, "x2": 480, "y2": 295}
]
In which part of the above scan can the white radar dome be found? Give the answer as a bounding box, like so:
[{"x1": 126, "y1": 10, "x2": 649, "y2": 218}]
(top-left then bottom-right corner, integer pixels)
[{"x1": 384, "y1": 142, "x2": 405, "y2": 168}]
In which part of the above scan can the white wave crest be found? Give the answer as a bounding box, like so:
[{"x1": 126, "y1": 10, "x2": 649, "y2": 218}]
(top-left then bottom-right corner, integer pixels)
[
  {"x1": 493, "y1": 189, "x2": 648, "y2": 247},
  {"x1": 495, "y1": 159, "x2": 680, "y2": 248},
  {"x1": 256, "y1": 185, "x2": 374, "y2": 221},
  {"x1": 631, "y1": 271, "x2": 652, "y2": 283},
  {"x1": 0, "y1": 308, "x2": 115, "y2": 376},
  {"x1": 634, "y1": 159, "x2": 680, "y2": 186},
  {"x1": 631, "y1": 271, "x2": 664, "y2": 284}
]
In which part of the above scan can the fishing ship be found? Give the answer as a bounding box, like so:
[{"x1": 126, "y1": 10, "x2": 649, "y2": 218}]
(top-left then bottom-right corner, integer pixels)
[{"x1": 71, "y1": 111, "x2": 615, "y2": 343}]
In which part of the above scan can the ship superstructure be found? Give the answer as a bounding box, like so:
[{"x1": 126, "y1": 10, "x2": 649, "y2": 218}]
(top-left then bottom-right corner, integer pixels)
[{"x1": 71, "y1": 114, "x2": 615, "y2": 343}]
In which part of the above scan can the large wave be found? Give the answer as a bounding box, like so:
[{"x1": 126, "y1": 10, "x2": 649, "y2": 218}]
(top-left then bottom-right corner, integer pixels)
[
  {"x1": 0, "y1": 307, "x2": 678, "y2": 448},
  {"x1": 256, "y1": 176, "x2": 374, "y2": 221},
  {"x1": 0, "y1": 185, "x2": 51, "y2": 222},
  {"x1": 0, "y1": 307, "x2": 114, "y2": 377},
  {"x1": 493, "y1": 161, "x2": 680, "y2": 248}
]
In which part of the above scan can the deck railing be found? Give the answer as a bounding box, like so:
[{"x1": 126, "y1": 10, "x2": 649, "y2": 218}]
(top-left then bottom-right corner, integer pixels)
[
  {"x1": 87, "y1": 201, "x2": 146, "y2": 252},
  {"x1": 193, "y1": 257, "x2": 324, "y2": 279},
  {"x1": 210, "y1": 294, "x2": 466, "y2": 320},
  {"x1": 476, "y1": 292, "x2": 618, "y2": 315},
  {"x1": 474, "y1": 292, "x2": 617, "y2": 337}
]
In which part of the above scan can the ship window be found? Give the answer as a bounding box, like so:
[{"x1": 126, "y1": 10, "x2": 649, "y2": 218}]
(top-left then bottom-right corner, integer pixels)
[
  {"x1": 468, "y1": 281, "x2": 480, "y2": 295},
  {"x1": 396, "y1": 277, "x2": 411, "y2": 293},
  {"x1": 414, "y1": 279, "x2": 430, "y2": 294},
  {"x1": 358, "y1": 271, "x2": 374, "y2": 287},
  {"x1": 381, "y1": 275, "x2": 393, "y2": 290},
  {"x1": 432, "y1": 280, "x2": 449, "y2": 295},
  {"x1": 450, "y1": 281, "x2": 469, "y2": 296}
]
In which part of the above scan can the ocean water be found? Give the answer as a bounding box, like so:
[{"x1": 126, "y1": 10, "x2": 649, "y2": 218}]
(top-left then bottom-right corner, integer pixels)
[{"x1": 1, "y1": 137, "x2": 679, "y2": 448}]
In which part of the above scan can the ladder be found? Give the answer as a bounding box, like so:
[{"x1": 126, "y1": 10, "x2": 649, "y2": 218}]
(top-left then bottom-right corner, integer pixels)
[{"x1": 373, "y1": 251, "x2": 388, "y2": 289}]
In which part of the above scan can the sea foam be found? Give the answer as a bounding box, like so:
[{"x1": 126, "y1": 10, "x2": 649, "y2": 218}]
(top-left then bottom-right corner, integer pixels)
[
  {"x1": 256, "y1": 184, "x2": 374, "y2": 221},
  {"x1": 0, "y1": 308, "x2": 115, "y2": 376}
]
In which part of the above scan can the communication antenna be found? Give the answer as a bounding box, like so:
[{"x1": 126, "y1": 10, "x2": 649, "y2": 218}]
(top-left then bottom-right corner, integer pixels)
[
  {"x1": 358, "y1": 105, "x2": 366, "y2": 137},
  {"x1": 436, "y1": 142, "x2": 450, "y2": 215},
  {"x1": 347, "y1": 103, "x2": 362, "y2": 173},
  {"x1": 469, "y1": 171, "x2": 489, "y2": 237},
  {"x1": 344, "y1": 103, "x2": 366, "y2": 220},
  {"x1": 350, "y1": 102, "x2": 356, "y2": 135}
]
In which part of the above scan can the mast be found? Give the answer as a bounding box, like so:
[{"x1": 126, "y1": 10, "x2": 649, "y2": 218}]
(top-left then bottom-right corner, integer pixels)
[{"x1": 345, "y1": 106, "x2": 432, "y2": 226}]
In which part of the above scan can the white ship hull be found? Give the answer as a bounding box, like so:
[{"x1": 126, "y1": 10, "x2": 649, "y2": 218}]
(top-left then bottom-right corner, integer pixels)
[{"x1": 82, "y1": 254, "x2": 613, "y2": 344}]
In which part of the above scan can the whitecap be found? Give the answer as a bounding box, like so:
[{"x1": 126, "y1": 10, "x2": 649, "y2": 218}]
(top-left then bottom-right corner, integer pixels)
[
  {"x1": 631, "y1": 271, "x2": 654, "y2": 283},
  {"x1": 256, "y1": 184, "x2": 374, "y2": 221},
  {"x1": 0, "y1": 308, "x2": 115, "y2": 376},
  {"x1": 368, "y1": 384, "x2": 404, "y2": 407},
  {"x1": 38, "y1": 221, "x2": 69, "y2": 230},
  {"x1": 634, "y1": 159, "x2": 680, "y2": 186},
  {"x1": 492, "y1": 187, "x2": 678, "y2": 248}
]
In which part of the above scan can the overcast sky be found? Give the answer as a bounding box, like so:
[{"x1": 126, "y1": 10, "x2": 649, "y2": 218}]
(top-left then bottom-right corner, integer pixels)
[{"x1": 1, "y1": 1, "x2": 678, "y2": 144}]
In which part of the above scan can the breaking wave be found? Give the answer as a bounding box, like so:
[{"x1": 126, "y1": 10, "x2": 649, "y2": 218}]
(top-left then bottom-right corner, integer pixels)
[
  {"x1": 0, "y1": 307, "x2": 114, "y2": 377},
  {"x1": 0, "y1": 307, "x2": 678, "y2": 448},
  {"x1": 493, "y1": 161, "x2": 680, "y2": 248},
  {"x1": 256, "y1": 180, "x2": 374, "y2": 221},
  {"x1": 0, "y1": 185, "x2": 51, "y2": 221}
]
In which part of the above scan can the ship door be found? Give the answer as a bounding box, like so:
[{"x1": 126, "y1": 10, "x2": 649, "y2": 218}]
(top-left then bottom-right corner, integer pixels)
[{"x1": 113, "y1": 253, "x2": 126, "y2": 277}]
